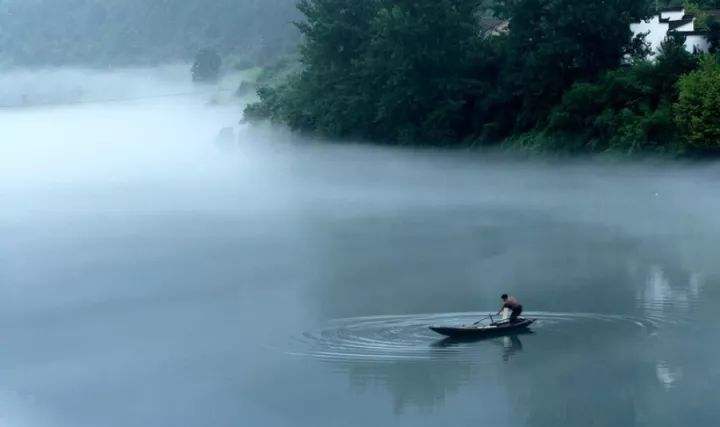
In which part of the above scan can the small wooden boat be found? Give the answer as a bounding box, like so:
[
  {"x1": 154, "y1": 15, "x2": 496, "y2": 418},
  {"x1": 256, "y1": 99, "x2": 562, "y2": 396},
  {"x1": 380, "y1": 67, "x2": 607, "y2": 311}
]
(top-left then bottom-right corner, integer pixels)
[{"x1": 429, "y1": 318, "x2": 535, "y2": 338}]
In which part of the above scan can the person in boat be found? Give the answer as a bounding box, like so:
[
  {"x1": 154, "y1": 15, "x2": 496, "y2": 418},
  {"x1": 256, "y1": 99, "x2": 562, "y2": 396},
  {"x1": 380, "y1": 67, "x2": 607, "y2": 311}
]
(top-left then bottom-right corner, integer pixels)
[{"x1": 497, "y1": 294, "x2": 523, "y2": 323}]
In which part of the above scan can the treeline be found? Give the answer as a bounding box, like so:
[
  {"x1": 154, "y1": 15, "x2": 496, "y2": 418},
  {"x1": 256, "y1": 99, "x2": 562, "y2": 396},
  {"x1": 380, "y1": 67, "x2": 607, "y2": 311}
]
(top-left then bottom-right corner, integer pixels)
[
  {"x1": 245, "y1": 0, "x2": 720, "y2": 155},
  {"x1": 658, "y1": 0, "x2": 720, "y2": 8},
  {"x1": 0, "y1": 0, "x2": 299, "y2": 67}
]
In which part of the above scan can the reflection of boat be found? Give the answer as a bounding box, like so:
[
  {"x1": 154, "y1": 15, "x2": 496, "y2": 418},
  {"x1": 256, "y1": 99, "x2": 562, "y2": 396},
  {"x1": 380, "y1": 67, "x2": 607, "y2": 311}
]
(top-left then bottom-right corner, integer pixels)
[
  {"x1": 432, "y1": 329, "x2": 533, "y2": 348},
  {"x1": 429, "y1": 318, "x2": 535, "y2": 338}
]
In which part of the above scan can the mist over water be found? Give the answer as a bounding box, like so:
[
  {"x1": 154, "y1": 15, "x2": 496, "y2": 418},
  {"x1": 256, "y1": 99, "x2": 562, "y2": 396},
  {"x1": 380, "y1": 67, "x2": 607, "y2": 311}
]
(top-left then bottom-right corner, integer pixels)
[{"x1": 3, "y1": 68, "x2": 720, "y2": 426}]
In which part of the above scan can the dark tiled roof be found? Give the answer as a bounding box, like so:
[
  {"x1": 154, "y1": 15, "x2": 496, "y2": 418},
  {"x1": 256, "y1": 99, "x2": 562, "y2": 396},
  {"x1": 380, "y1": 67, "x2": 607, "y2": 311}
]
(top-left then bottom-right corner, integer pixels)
[
  {"x1": 678, "y1": 30, "x2": 709, "y2": 36},
  {"x1": 479, "y1": 17, "x2": 506, "y2": 31},
  {"x1": 669, "y1": 16, "x2": 695, "y2": 30}
]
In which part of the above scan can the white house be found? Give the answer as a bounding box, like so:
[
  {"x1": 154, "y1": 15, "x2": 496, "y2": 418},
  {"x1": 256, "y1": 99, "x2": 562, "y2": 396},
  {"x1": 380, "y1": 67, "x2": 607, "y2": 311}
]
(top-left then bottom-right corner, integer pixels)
[{"x1": 631, "y1": 7, "x2": 711, "y2": 55}]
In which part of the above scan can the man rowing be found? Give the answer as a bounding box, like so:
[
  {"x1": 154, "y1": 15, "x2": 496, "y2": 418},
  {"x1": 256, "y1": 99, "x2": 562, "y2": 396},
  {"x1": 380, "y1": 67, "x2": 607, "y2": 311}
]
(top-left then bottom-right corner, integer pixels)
[{"x1": 497, "y1": 294, "x2": 523, "y2": 323}]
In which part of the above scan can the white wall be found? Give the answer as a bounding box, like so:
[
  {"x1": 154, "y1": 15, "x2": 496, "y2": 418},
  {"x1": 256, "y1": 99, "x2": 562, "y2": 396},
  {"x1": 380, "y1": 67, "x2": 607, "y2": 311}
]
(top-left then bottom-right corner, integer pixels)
[
  {"x1": 631, "y1": 12, "x2": 711, "y2": 56},
  {"x1": 631, "y1": 15, "x2": 670, "y2": 54},
  {"x1": 660, "y1": 9, "x2": 685, "y2": 21},
  {"x1": 685, "y1": 35, "x2": 711, "y2": 53}
]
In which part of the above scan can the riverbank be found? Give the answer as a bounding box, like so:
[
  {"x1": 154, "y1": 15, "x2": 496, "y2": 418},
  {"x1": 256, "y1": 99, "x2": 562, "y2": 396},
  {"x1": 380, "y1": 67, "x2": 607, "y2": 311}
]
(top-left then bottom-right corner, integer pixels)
[{"x1": 244, "y1": 0, "x2": 720, "y2": 158}]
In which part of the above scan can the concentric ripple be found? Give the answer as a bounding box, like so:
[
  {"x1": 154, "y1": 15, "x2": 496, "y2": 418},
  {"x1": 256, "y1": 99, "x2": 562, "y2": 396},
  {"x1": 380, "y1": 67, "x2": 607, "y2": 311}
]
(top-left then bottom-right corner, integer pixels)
[{"x1": 287, "y1": 312, "x2": 667, "y2": 363}]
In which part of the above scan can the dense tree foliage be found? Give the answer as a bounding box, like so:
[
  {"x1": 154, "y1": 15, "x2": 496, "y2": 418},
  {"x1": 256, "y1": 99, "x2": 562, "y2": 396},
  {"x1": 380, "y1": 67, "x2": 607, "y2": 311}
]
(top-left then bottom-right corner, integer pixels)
[
  {"x1": 0, "y1": 0, "x2": 299, "y2": 67},
  {"x1": 514, "y1": 35, "x2": 699, "y2": 153},
  {"x1": 247, "y1": 0, "x2": 494, "y2": 143},
  {"x1": 675, "y1": 56, "x2": 720, "y2": 152},
  {"x1": 658, "y1": 0, "x2": 720, "y2": 8},
  {"x1": 247, "y1": 0, "x2": 657, "y2": 147},
  {"x1": 493, "y1": 0, "x2": 651, "y2": 133},
  {"x1": 242, "y1": 0, "x2": 720, "y2": 156}
]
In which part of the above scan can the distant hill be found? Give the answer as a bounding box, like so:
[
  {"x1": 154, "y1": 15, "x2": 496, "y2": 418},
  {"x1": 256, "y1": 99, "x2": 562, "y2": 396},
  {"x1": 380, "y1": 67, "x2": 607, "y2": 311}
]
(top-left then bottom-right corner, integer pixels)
[{"x1": 0, "y1": 0, "x2": 300, "y2": 67}]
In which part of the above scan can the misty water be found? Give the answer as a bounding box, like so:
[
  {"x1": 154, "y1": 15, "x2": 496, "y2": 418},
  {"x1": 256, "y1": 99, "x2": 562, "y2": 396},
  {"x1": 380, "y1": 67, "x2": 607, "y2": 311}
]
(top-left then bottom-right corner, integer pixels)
[{"x1": 2, "y1": 68, "x2": 720, "y2": 426}]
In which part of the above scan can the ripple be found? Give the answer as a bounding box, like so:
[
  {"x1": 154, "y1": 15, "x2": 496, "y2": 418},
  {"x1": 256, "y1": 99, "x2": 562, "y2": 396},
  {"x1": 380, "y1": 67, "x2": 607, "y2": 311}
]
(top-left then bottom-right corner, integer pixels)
[{"x1": 287, "y1": 311, "x2": 665, "y2": 363}]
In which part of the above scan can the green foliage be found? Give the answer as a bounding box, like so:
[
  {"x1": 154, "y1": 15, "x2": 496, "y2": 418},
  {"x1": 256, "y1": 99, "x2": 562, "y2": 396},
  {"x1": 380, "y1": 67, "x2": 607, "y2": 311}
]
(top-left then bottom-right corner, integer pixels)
[
  {"x1": 245, "y1": 0, "x2": 720, "y2": 156},
  {"x1": 684, "y1": 2, "x2": 710, "y2": 29},
  {"x1": 488, "y1": 0, "x2": 651, "y2": 133},
  {"x1": 675, "y1": 55, "x2": 720, "y2": 152},
  {"x1": 357, "y1": 0, "x2": 488, "y2": 142},
  {"x1": 246, "y1": 0, "x2": 491, "y2": 144},
  {"x1": 682, "y1": 0, "x2": 720, "y2": 10},
  {"x1": 542, "y1": 35, "x2": 698, "y2": 153},
  {"x1": 246, "y1": 0, "x2": 653, "y2": 147},
  {"x1": 192, "y1": 49, "x2": 222, "y2": 82},
  {"x1": 707, "y1": 20, "x2": 720, "y2": 53},
  {"x1": 627, "y1": 33, "x2": 654, "y2": 62},
  {"x1": 256, "y1": 58, "x2": 300, "y2": 87}
]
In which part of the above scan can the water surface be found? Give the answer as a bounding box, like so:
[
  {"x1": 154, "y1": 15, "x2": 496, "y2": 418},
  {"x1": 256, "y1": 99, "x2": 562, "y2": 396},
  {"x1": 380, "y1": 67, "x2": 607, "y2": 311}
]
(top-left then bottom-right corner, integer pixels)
[{"x1": 1, "y1": 69, "x2": 719, "y2": 426}]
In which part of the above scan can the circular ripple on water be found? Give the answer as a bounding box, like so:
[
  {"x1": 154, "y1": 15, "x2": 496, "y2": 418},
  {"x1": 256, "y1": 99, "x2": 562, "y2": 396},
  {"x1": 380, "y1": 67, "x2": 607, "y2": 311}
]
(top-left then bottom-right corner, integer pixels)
[{"x1": 288, "y1": 312, "x2": 664, "y2": 363}]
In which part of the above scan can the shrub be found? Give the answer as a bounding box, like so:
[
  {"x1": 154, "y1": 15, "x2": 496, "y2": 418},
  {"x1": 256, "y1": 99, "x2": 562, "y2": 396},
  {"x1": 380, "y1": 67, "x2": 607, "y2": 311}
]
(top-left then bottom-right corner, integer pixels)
[
  {"x1": 675, "y1": 55, "x2": 720, "y2": 152},
  {"x1": 542, "y1": 35, "x2": 698, "y2": 153}
]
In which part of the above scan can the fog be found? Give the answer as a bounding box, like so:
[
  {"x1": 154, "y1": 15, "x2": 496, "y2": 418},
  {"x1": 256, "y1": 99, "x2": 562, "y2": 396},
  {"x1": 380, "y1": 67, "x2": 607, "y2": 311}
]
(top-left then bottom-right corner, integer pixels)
[
  {"x1": 3, "y1": 69, "x2": 720, "y2": 426},
  {"x1": 0, "y1": 0, "x2": 299, "y2": 67}
]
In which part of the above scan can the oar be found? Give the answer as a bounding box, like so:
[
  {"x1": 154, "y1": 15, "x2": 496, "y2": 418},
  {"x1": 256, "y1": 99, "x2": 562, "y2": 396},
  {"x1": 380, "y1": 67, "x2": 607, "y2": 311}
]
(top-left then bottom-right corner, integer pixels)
[{"x1": 473, "y1": 314, "x2": 493, "y2": 325}]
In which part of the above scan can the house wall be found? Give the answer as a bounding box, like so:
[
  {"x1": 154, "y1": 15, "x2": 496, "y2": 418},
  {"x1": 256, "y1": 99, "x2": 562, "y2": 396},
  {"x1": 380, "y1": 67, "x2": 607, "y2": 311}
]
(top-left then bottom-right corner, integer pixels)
[
  {"x1": 674, "y1": 21, "x2": 694, "y2": 32},
  {"x1": 631, "y1": 12, "x2": 712, "y2": 56},
  {"x1": 660, "y1": 9, "x2": 685, "y2": 21},
  {"x1": 685, "y1": 34, "x2": 710, "y2": 52},
  {"x1": 631, "y1": 16, "x2": 670, "y2": 53}
]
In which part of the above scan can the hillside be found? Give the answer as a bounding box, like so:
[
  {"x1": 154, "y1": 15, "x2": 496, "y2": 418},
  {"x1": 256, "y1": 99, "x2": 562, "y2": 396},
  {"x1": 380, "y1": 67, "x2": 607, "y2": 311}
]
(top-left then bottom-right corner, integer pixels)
[{"x1": 0, "y1": 0, "x2": 300, "y2": 67}]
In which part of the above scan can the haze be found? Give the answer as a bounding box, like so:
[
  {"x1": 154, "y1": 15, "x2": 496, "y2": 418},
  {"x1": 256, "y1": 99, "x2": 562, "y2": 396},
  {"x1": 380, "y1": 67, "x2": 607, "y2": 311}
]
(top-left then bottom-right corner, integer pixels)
[
  {"x1": 3, "y1": 2, "x2": 720, "y2": 426},
  {"x1": 1, "y1": 68, "x2": 719, "y2": 426}
]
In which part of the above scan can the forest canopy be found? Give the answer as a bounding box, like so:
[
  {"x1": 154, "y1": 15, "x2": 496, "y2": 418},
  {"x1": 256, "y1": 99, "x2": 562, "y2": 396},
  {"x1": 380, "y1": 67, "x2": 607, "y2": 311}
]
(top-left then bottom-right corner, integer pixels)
[{"x1": 245, "y1": 0, "x2": 720, "y2": 155}]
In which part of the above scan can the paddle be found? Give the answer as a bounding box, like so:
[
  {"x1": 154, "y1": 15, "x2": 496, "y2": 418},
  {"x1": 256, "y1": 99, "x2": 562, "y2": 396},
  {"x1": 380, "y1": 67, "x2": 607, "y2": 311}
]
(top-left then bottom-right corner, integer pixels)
[{"x1": 473, "y1": 314, "x2": 494, "y2": 325}]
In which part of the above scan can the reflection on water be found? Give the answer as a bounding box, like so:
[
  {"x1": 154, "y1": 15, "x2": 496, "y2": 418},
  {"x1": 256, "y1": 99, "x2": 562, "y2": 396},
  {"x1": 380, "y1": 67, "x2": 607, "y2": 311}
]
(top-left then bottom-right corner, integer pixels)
[
  {"x1": 656, "y1": 361, "x2": 683, "y2": 390},
  {"x1": 434, "y1": 333, "x2": 527, "y2": 362},
  {"x1": 634, "y1": 265, "x2": 702, "y2": 394},
  {"x1": 344, "y1": 361, "x2": 476, "y2": 414},
  {"x1": 638, "y1": 265, "x2": 703, "y2": 319},
  {"x1": 501, "y1": 335, "x2": 524, "y2": 362}
]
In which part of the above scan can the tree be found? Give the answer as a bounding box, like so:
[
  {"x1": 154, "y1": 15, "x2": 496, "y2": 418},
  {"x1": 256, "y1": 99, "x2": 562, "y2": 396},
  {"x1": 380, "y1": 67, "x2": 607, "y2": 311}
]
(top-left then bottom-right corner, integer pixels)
[
  {"x1": 675, "y1": 55, "x2": 720, "y2": 152},
  {"x1": 191, "y1": 48, "x2": 222, "y2": 82},
  {"x1": 246, "y1": 0, "x2": 685, "y2": 152},
  {"x1": 626, "y1": 32, "x2": 653, "y2": 63},
  {"x1": 654, "y1": 33, "x2": 699, "y2": 93},
  {"x1": 706, "y1": 19, "x2": 720, "y2": 53},
  {"x1": 356, "y1": 0, "x2": 487, "y2": 142},
  {"x1": 541, "y1": 34, "x2": 698, "y2": 153},
  {"x1": 281, "y1": 0, "x2": 380, "y2": 136},
  {"x1": 492, "y1": 0, "x2": 652, "y2": 132},
  {"x1": 246, "y1": 0, "x2": 489, "y2": 144}
]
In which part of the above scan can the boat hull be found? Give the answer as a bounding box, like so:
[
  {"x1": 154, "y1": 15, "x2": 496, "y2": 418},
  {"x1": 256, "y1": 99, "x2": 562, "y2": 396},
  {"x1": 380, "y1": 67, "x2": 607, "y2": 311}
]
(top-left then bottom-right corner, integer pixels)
[{"x1": 429, "y1": 319, "x2": 535, "y2": 338}]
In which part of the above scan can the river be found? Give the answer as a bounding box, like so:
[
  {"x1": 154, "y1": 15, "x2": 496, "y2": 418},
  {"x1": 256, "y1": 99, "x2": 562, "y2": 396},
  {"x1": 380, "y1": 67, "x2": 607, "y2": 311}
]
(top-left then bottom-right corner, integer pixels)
[{"x1": 1, "y1": 68, "x2": 719, "y2": 426}]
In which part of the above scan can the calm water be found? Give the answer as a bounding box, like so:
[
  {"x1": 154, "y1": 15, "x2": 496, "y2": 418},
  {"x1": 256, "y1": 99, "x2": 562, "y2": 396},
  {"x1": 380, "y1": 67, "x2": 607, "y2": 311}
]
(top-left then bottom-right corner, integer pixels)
[{"x1": 2, "y1": 69, "x2": 720, "y2": 426}]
